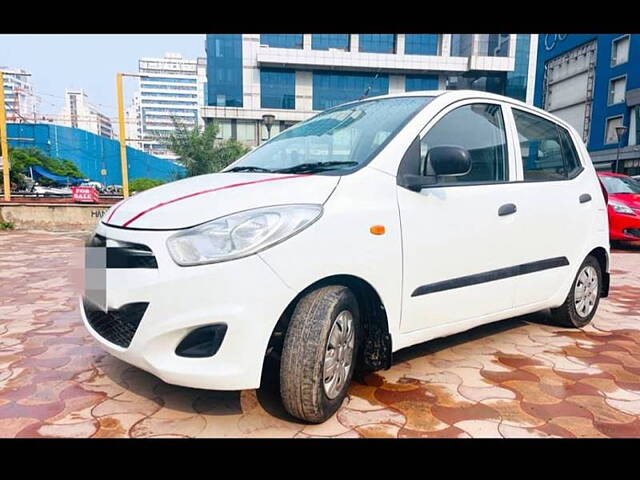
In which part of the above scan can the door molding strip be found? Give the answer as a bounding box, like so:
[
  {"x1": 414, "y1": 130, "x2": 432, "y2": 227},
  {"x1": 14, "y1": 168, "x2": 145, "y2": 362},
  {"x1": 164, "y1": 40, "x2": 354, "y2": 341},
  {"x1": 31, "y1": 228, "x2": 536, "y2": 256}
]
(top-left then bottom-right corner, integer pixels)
[{"x1": 411, "y1": 257, "x2": 570, "y2": 297}]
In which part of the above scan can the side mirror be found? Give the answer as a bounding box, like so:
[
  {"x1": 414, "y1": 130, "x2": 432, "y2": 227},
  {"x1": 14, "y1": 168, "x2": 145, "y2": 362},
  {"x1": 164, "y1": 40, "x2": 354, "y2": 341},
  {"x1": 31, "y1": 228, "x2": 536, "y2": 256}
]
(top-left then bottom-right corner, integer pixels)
[
  {"x1": 428, "y1": 145, "x2": 472, "y2": 177},
  {"x1": 398, "y1": 144, "x2": 472, "y2": 193}
]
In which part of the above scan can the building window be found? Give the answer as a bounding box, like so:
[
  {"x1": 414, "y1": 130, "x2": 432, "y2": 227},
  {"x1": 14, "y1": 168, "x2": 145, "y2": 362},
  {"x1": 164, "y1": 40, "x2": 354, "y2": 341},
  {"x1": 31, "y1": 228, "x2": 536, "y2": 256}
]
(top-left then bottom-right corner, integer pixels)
[
  {"x1": 476, "y1": 34, "x2": 511, "y2": 57},
  {"x1": 446, "y1": 72, "x2": 506, "y2": 96},
  {"x1": 630, "y1": 106, "x2": 640, "y2": 146},
  {"x1": 213, "y1": 119, "x2": 233, "y2": 140},
  {"x1": 608, "y1": 76, "x2": 627, "y2": 105},
  {"x1": 312, "y1": 34, "x2": 349, "y2": 51},
  {"x1": 140, "y1": 77, "x2": 196, "y2": 83},
  {"x1": 612, "y1": 35, "x2": 630, "y2": 67},
  {"x1": 260, "y1": 34, "x2": 303, "y2": 49},
  {"x1": 405, "y1": 75, "x2": 439, "y2": 92},
  {"x1": 237, "y1": 120, "x2": 257, "y2": 144},
  {"x1": 359, "y1": 34, "x2": 396, "y2": 54},
  {"x1": 450, "y1": 34, "x2": 473, "y2": 56},
  {"x1": 260, "y1": 68, "x2": 295, "y2": 110},
  {"x1": 312, "y1": 71, "x2": 389, "y2": 111},
  {"x1": 206, "y1": 34, "x2": 243, "y2": 107},
  {"x1": 605, "y1": 115, "x2": 625, "y2": 145},
  {"x1": 404, "y1": 34, "x2": 439, "y2": 55}
]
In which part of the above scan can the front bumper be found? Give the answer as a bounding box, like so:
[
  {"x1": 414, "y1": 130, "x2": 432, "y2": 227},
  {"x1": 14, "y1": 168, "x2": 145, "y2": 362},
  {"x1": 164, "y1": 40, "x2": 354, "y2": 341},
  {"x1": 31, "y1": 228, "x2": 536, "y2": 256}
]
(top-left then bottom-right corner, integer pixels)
[
  {"x1": 609, "y1": 209, "x2": 640, "y2": 241},
  {"x1": 81, "y1": 222, "x2": 294, "y2": 391}
]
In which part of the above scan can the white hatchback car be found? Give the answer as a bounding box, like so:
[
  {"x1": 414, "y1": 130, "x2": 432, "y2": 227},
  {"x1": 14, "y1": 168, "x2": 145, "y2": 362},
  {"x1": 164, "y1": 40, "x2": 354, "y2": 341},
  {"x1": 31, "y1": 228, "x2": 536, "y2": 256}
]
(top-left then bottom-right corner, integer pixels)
[{"x1": 83, "y1": 90, "x2": 610, "y2": 423}]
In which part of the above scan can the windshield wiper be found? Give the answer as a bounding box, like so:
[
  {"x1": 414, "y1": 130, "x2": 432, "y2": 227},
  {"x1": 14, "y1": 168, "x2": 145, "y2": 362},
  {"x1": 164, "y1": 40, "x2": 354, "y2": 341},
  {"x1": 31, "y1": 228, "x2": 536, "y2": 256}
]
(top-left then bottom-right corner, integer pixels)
[
  {"x1": 274, "y1": 161, "x2": 359, "y2": 174},
  {"x1": 226, "y1": 166, "x2": 275, "y2": 173}
]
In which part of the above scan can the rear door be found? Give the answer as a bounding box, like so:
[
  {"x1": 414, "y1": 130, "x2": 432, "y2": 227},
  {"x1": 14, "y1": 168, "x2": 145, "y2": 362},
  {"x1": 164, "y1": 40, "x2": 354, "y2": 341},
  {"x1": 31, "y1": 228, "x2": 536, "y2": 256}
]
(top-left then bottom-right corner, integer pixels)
[
  {"x1": 505, "y1": 107, "x2": 593, "y2": 307},
  {"x1": 397, "y1": 100, "x2": 522, "y2": 333}
]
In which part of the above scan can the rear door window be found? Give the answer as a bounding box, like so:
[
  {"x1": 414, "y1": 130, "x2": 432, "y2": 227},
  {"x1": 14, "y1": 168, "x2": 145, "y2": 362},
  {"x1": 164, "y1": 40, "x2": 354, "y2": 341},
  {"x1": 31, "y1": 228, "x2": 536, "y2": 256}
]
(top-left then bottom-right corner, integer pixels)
[
  {"x1": 513, "y1": 109, "x2": 582, "y2": 181},
  {"x1": 558, "y1": 126, "x2": 582, "y2": 177}
]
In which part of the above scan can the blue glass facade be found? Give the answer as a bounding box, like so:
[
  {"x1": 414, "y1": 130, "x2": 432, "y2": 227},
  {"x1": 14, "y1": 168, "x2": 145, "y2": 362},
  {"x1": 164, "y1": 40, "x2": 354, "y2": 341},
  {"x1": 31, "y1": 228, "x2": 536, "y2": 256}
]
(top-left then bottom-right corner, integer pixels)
[
  {"x1": 312, "y1": 34, "x2": 350, "y2": 51},
  {"x1": 260, "y1": 34, "x2": 303, "y2": 49},
  {"x1": 404, "y1": 34, "x2": 439, "y2": 55},
  {"x1": 405, "y1": 75, "x2": 439, "y2": 92},
  {"x1": 205, "y1": 34, "x2": 243, "y2": 107},
  {"x1": 312, "y1": 71, "x2": 389, "y2": 111},
  {"x1": 505, "y1": 34, "x2": 531, "y2": 102},
  {"x1": 359, "y1": 34, "x2": 396, "y2": 54},
  {"x1": 534, "y1": 34, "x2": 640, "y2": 153},
  {"x1": 260, "y1": 68, "x2": 296, "y2": 109}
]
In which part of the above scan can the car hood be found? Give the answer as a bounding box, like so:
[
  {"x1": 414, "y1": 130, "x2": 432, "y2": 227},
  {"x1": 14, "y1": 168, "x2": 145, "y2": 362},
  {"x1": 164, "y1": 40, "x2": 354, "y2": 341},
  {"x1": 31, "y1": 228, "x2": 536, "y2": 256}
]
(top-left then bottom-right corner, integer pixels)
[
  {"x1": 102, "y1": 172, "x2": 340, "y2": 230},
  {"x1": 609, "y1": 193, "x2": 640, "y2": 211}
]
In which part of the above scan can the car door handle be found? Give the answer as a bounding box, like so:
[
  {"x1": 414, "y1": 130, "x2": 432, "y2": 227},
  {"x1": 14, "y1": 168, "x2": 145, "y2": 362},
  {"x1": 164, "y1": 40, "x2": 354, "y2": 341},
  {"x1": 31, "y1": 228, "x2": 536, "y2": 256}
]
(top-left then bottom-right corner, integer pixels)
[
  {"x1": 579, "y1": 193, "x2": 592, "y2": 204},
  {"x1": 498, "y1": 203, "x2": 517, "y2": 216}
]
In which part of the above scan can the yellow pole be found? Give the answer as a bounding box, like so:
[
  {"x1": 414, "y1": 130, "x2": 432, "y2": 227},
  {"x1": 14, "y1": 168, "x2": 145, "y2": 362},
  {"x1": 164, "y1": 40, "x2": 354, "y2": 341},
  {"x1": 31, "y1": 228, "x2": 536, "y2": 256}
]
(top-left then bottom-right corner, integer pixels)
[
  {"x1": 116, "y1": 73, "x2": 129, "y2": 198},
  {"x1": 0, "y1": 72, "x2": 11, "y2": 201}
]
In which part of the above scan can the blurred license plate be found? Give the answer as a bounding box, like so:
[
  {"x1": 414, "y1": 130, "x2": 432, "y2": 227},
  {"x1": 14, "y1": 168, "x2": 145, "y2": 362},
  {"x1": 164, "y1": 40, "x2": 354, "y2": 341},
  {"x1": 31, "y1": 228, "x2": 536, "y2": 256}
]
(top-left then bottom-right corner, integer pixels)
[{"x1": 85, "y1": 243, "x2": 107, "y2": 311}]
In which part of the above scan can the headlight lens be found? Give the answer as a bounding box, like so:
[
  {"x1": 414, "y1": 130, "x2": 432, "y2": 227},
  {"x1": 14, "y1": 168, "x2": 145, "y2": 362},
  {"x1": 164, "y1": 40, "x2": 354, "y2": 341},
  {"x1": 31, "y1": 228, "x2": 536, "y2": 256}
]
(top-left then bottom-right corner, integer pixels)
[
  {"x1": 167, "y1": 204, "x2": 322, "y2": 266},
  {"x1": 609, "y1": 200, "x2": 635, "y2": 215}
]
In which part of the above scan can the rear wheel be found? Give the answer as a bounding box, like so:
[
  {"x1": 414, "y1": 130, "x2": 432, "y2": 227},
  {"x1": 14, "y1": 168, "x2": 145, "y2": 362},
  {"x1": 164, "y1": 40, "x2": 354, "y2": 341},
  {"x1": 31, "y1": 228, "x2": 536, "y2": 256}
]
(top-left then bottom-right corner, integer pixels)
[
  {"x1": 280, "y1": 285, "x2": 360, "y2": 423},
  {"x1": 550, "y1": 255, "x2": 602, "y2": 328}
]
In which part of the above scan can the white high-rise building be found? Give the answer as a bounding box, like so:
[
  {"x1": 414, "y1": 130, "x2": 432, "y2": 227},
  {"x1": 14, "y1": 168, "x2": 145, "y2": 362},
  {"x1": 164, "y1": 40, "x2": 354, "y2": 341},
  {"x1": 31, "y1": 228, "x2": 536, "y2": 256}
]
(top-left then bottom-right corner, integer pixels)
[
  {"x1": 59, "y1": 89, "x2": 114, "y2": 138},
  {"x1": 1, "y1": 67, "x2": 37, "y2": 122},
  {"x1": 135, "y1": 53, "x2": 207, "y2": 160},
  {"x1": 125, "y1": 93, "x2": 142, "y2": 150}
]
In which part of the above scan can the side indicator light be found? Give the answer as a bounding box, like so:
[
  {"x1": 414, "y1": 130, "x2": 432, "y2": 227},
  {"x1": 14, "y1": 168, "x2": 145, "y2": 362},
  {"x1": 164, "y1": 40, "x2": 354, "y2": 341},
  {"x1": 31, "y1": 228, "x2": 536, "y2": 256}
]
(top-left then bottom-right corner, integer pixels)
[{"x1": 370, "y1": 225, "x2": 386, "y2": 235}]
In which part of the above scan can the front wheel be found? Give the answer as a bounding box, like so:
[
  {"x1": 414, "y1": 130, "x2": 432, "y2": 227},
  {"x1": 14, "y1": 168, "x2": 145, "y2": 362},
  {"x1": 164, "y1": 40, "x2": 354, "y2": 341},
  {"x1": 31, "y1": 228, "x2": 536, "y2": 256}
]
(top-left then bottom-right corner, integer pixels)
[
  {"x1": 550, "y1": 255, "x2": 602, "y2": 328},
  {"x1": 280, "y1": 285, "x2": 360, "y2": 423}
]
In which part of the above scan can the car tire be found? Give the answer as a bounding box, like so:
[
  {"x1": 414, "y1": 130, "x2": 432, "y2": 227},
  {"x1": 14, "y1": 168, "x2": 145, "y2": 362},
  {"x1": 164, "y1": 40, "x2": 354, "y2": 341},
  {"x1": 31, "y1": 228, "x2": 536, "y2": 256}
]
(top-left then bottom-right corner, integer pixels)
[
  {"x1": 280, "y1": 285, "x2": 360, "y2": 423},
  {"x1": 550, "y1": 255, "x2": 602, "y2": 328}
]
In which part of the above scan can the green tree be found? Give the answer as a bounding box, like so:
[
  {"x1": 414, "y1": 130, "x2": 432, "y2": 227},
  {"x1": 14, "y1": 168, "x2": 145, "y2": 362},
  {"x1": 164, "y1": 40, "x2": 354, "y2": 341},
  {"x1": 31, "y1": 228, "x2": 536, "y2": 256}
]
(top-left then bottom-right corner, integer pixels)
[
  {"x1": 130, "y1": 177, "x2": 165, "y2": 193},
  {"x1": 6, "y1": 147, "x2": 85, "y2": 188},
  {"x1": 159, "y1": 119, "x2": 250, "y2": 178}
]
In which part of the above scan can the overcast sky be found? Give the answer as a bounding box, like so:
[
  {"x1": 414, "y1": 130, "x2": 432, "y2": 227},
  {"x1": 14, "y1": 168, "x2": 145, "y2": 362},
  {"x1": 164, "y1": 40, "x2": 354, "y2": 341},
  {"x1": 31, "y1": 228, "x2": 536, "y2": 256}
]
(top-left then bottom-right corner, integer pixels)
[{"x1": 1, "y1": 34, "x2": 205, "y2": 118}]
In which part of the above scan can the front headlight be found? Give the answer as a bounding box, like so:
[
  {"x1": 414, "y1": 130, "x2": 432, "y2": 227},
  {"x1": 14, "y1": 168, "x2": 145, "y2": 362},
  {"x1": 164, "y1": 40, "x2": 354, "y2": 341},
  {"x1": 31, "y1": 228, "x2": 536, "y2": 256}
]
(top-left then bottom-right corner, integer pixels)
[
  {"x1": 609, "y1": 200, "x2": 635, "y2": 215},
  {"x1": 167, "y1": 204, "x2": 323, "y2": 266}
]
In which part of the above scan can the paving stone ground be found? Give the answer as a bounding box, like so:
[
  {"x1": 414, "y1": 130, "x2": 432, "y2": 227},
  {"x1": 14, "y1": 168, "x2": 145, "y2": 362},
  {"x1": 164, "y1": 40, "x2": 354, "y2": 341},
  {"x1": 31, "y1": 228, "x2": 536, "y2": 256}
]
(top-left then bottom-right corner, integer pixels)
[{"x1": 1, "y1": 230, "x2": 640, "y2": 438}]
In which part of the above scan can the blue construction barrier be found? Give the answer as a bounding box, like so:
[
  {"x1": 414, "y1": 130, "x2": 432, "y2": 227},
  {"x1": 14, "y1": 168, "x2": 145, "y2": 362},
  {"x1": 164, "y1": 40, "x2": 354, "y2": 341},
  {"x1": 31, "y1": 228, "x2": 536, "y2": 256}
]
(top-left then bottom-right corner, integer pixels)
[{"x1": 7, "y1": 123, "x2": 185, "y2": 185}]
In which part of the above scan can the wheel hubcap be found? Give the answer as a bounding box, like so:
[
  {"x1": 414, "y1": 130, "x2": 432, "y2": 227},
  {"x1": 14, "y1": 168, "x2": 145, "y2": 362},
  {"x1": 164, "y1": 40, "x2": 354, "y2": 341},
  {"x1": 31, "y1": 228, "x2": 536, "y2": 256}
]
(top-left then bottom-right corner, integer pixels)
[
  {"x1": 323, "y1": 310, "x2": 355, "y2": 400},
  {"x1": 574, "y1": 265, "x2": 598, "y2": 318}
]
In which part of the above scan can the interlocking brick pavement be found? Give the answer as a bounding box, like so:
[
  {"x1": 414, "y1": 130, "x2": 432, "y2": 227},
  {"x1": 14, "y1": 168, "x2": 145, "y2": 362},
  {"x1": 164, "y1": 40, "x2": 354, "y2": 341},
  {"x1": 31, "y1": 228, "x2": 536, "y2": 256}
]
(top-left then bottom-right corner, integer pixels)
[{"x1": 1, "y1": 230, "x2": 639, "y2": 438}]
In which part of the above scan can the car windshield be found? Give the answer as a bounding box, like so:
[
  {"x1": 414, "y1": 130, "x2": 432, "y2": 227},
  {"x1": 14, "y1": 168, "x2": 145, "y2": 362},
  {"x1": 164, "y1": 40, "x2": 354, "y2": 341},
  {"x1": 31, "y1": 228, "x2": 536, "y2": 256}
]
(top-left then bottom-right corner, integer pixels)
[
  {"x1": 600, "y1": 175, "x2": 640, "y2": 194},
  {"x1": 226, "y1": 96, "x2": 433, "y2": 174}
]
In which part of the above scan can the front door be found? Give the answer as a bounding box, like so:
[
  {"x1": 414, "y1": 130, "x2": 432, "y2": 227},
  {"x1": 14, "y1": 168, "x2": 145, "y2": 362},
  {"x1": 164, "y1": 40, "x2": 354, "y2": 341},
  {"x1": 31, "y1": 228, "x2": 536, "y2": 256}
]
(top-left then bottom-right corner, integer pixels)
[{"x1": 397, "y1": 101, "x2": 521, "y2": 334}]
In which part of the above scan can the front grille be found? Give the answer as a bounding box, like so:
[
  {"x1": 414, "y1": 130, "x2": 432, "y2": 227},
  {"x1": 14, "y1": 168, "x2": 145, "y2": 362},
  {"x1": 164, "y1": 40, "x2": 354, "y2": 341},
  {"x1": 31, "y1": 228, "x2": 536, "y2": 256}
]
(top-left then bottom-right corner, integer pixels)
[
  {"x1": 83, "y1": 298, "x2": 149, "y2": 348},
  {"x1": 86, "y1": 234, "x2": 158, "y2": 269},
  {"x1": 624, "y1": 228, "x2": 640, "y2": 238}
]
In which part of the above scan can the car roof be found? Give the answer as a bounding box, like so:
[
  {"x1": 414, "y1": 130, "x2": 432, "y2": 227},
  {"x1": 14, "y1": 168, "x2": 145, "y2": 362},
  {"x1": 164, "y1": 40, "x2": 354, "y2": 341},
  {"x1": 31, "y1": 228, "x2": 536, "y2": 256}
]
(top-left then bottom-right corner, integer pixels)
[
  {"x1": 360, "y1": 89, "x2": 536, "y2": 110},
  {"x1": 338, "y1": 90, "x2": 576, "y2": 131}
]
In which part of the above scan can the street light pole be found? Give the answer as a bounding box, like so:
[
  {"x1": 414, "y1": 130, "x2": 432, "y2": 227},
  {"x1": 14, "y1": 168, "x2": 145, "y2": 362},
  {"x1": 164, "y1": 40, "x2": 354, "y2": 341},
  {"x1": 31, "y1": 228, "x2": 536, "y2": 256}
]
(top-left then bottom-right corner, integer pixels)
[
  {"x1": 262, "y1": 114, "x2": 275, "y2": 142},
  {"x1": 0, "y1": 72, "x2": 10, "y2": 201},
  {"x1": 615, "y1": 125, "x2": 629, "y2": 174}
]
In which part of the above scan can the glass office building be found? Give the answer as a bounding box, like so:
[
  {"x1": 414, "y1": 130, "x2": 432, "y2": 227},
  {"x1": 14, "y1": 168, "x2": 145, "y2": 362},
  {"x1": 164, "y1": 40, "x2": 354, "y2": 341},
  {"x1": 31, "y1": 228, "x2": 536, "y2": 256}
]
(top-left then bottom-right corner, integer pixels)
[{"x1": 203, "y1": 34, "x2": 538, "y2": 147}]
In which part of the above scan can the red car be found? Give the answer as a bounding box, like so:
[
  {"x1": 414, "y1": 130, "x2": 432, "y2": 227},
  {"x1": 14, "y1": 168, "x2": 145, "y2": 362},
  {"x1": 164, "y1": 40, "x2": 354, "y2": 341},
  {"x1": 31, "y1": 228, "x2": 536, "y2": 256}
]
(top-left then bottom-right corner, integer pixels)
[{"x1": 597, "y1": 171, "x2": 640, "y2": 243}]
